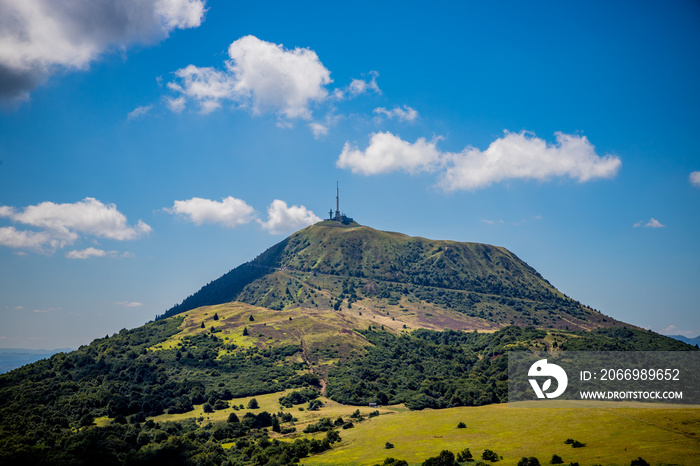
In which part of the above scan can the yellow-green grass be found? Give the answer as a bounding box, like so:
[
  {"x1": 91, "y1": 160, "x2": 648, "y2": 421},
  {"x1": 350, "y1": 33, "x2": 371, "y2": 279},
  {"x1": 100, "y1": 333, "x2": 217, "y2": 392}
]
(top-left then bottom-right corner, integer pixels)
[
  {"x1": 150, "y1": 390, "x2": 398, "y2": 435},
  {"x1": 146, "y1": 386, "x2": 700, "y2": 465},
  {"x1": 302, "y1": 402, "x2": 700, "y2": 466}
]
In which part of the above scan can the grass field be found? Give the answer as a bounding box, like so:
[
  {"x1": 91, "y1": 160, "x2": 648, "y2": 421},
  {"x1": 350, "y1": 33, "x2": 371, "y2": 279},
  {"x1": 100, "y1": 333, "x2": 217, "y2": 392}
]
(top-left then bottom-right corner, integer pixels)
[
  {"x1": 301, "y1": 402, "x2": 700, "y2": 465},
  {"x1": 149, "y1": 388, "x2": 700, "y2": 466}
]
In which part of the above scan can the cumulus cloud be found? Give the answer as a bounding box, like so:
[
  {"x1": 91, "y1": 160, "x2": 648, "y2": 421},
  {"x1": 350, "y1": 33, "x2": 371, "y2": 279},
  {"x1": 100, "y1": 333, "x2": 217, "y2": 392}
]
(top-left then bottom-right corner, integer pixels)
[
  {"x1": 258, "y1": 200, "x2": 321, "y2": 235},
  {"x1": 633, "y1": 218, "x2": 665, "y2": 228},
  {"x1": 690, "y1": 171, "x2": 700, "y2": 187},
  {"x1": 0, "y1": 198, "x2": 151, "y2": 253},
  {"x1": 168, "y1": 35, "x2": 332, "y2": 119},
  {"x1": 127, "y1": 105, "x2": 153, "y2": 120},
  {"x1": 166, "y1": 196, "x2": 256, "y2": 229},
  {"x1": 0, "y1": 227, "x2": 57, "y2": 250},
  {"x1": 0, "y1": 0, "x2": 207, "y2": 103},
  {"x1": 337, "y1": 131, "x2": 442, "y2": 176},
  {"x1": 373, "y1": 105, "x2": 418, "y2": 122},
  {"x1": 167, "y1": 196, "x2": 321, "y2": 234},
  {"x1": 337, "y1": 130, "x2": 622, "y2": 191}
]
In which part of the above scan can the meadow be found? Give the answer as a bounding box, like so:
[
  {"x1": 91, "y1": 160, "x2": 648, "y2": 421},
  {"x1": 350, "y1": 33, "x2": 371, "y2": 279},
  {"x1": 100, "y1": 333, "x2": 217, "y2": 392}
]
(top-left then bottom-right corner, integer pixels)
[{"x1": 152, "y1": 389, "x2": 700, "y2": 466}]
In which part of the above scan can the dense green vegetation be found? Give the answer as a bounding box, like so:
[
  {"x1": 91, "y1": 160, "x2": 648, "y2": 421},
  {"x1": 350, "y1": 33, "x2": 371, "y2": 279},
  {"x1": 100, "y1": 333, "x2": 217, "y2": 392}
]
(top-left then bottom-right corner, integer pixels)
[
  {"x1": 0, "y1": 314, "x2": 694, "y2": 464},
  {"x1": 327, "y1": 327, "x2": 537, "y2": 408},
  {"x1": 0, "y1": 316, "x2": 324, "y2": 465}
]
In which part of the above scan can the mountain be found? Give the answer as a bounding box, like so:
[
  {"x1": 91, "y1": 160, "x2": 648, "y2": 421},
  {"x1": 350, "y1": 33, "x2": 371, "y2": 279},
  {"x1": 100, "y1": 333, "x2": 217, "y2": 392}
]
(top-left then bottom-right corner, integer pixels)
[
  {"x1": 1, "y1": 221, "x2": 695, "y2": 465},
  {"x1": 159, "y1": 222, "x2": 624, "y2": 332},
  {"x1": 666, "y1": 334, "x2": 700, "y2": 346}
]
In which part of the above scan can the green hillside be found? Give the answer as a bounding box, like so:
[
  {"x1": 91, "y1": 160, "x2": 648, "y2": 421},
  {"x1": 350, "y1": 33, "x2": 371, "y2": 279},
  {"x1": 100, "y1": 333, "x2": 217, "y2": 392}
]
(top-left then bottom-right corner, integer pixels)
[
  {"x1": 2, "y1": 222, "x2": 697, "y2": 465},
  {"x1": 160, "y1": 223, "x2": 621, "y2": 332}
]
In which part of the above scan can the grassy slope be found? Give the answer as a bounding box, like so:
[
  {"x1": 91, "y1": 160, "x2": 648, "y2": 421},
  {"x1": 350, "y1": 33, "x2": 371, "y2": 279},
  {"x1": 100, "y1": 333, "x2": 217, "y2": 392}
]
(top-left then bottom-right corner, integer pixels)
[
  {"x1": 301, "y1": 402, "x2": 700, "y2": 466},
  {"x1": 148, "y1": 386, "x2": 700, "y2": 466},
  {"x1": 162, "y1": 223, "x2": 627, "y2": 332}
]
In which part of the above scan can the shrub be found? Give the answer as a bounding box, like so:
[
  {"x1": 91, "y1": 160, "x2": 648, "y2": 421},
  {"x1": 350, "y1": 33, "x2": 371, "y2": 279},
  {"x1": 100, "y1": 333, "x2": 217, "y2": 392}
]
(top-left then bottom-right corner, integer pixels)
[
  {"x1": 482, "y1": 449, "x2": 499, "y2": 462},
  {"x1": 385, "y1": 442, "x2": 395, "y2": 449},
  {"x1": 308, "y1": 399, "x2": 322, "y2": 411},
  {"x1": 457, "y1": 421, "x2": 467, "y2": 428},
  {"x1": 422, "y1": 449, "x2": 457, "y2": 466},
  {"x1": 630, "y1": 458, "x2": 650, "y2": 466},
  {"x1": 378, "y1": 459, "x2": 409, "y2": 466},
  {"x1": 550, "y1": 454, "x2": 563, "y2": 464},
  {"x1": 456, "y1": 448, "x2": 473, "y2": 462},
  {"x1": 517, "y1": 458, "x2": 540, "y2": 466}
]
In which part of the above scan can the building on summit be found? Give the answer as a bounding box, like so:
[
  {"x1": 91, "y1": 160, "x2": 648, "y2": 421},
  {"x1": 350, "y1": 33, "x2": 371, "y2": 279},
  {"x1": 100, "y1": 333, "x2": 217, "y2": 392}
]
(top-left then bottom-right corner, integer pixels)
[{"x1": 328, "y1": 182, "x2": 354, "y2": 224}]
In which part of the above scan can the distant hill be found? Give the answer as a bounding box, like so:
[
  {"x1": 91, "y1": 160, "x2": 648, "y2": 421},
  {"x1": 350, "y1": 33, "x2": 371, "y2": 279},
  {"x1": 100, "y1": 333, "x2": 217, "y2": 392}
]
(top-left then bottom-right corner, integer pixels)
[
  {"x1": 0, "y1": 348, "x2": 73, "y2": 374},
  {"x1": 666, "y1": 334, "x2": 700, "y2": 346},
  {"x1": 159, "y1": 222, "x2": 625, "y2": 332}
]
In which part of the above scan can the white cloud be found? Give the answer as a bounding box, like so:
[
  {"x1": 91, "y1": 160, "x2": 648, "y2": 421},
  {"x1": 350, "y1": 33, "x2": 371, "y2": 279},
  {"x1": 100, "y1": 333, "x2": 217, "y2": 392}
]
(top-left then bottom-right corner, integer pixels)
[
  {"x1": 0, "y1": 0, "x2": 207, "y2": 103},
  {"x1": 165, "y1": 95, "x2": 186, "y2": 113},
  {"x1": 167, "y1": 65, "x2": 236, "y2": 114},
  {"x1": 309, "y1": 122, "x2": 328, "y2": 139},
  {"x1": 337, "y1": 130, "x2": 622, "y2": 191},
  {"x1": 334, "y1": 71, "x2": 381, "y2": 99},
  {"x1": 166, "y1": 196, "x2": 256, "y2": 229},
  {"x1": 373, "y1": 105, "x2": 418, "y2": 122},
  {"x1": 115, "y1": 301, "x2": 143, "y2": 308},
  {"x1": 258, "y1": 199, "x2": 321, "y2": 235},
  {"x1": 168, "y1": 35, "x2": 332, "y2": 119},
  {"x1": 337, "y1": 131, "x2": 442, "y2": 176},
  {"x1": 127, "y1": 105, "x2": 153, "y2": 120},
  {"x1": 0, "y1": 198, "x2": 151, "y2": 253},
  {"x1": 439, "y1": 131, "x2": 622, "y2": 191},
  {"x1": 690, "y1": 171, "x2": 700, "y2": 187},
  {"x1": 0, "y1": 226, "x2": 59, "y2": 250},
  {"x1": 66, "y1": 247, "x2": 108, "y2": 259},
  {"x1": 633, "y1": 218, "x2": 665, "y2": 228}
]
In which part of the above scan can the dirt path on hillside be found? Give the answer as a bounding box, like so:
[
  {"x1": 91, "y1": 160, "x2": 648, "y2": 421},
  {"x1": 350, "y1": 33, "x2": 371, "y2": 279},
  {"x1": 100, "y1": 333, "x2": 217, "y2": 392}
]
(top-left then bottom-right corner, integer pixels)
[{"x1": 300, "y1": 339, "x2": 327, "y2": 396}]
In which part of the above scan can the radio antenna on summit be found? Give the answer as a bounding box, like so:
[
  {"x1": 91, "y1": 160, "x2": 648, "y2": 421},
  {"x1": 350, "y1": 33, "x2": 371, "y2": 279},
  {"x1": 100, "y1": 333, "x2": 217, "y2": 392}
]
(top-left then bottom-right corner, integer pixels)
[
  {"x1": 336, "y1": 182, "x2": 340, "y2": 219},
  {"x1": 328, "y1": 182, "x2": 354, "y2": 225}
]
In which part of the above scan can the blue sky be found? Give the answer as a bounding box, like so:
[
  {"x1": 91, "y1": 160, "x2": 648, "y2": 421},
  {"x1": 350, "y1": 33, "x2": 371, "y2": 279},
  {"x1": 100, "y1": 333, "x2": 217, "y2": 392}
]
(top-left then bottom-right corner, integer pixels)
[{"x1": 1, "y1": 0, "x2": 699, "y2": 349}]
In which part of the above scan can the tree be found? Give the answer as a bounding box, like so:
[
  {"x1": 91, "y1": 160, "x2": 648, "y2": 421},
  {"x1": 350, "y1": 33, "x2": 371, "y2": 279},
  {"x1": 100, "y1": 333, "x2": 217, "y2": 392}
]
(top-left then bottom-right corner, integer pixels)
[
  {"x1": 456, "y1": 448, "x2": 473, "y2": 462},
  {"x1": 457, "y1": 421, "x2": 466, "y2": 428},
  {"x1": 213, "y1": 313, "x2": 219, "y2": 320},
  {"x1": 202, "y1": 403, "x2": 214, "y2": 413},
  {"x1": 200, "y1": 322, "x2": 205, "y2": 329},
  {"x1": 517, "y1": 458, "x2": 540, "y2": 466},
  {"x1": 550, "y1": 454, "x2": 563, "y2": 464},
  {"x1": 247, "y1": 398, "x2": 259, "y2": 409},
  {"x1": 242, "y1": 327, "x2": 249, "y2": 336},
  {"x1": 422, "y1": 450, "x2": 457, "y2": 466},
  {"x1": 482, "y1": 449, "x2": 499, "y2": 462},
  {"x1": 630, "y1": 458, "x2": 650, "y2": 466},
  {"x1": 227, "y1": 413, "x2": 239, "y2": 423},
  {"x1": 385, "y1": 442, "x2": 395, "y2": 449},
  {"x1": 249, "y1": 315, "x2": 255, "y2": 321}
]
